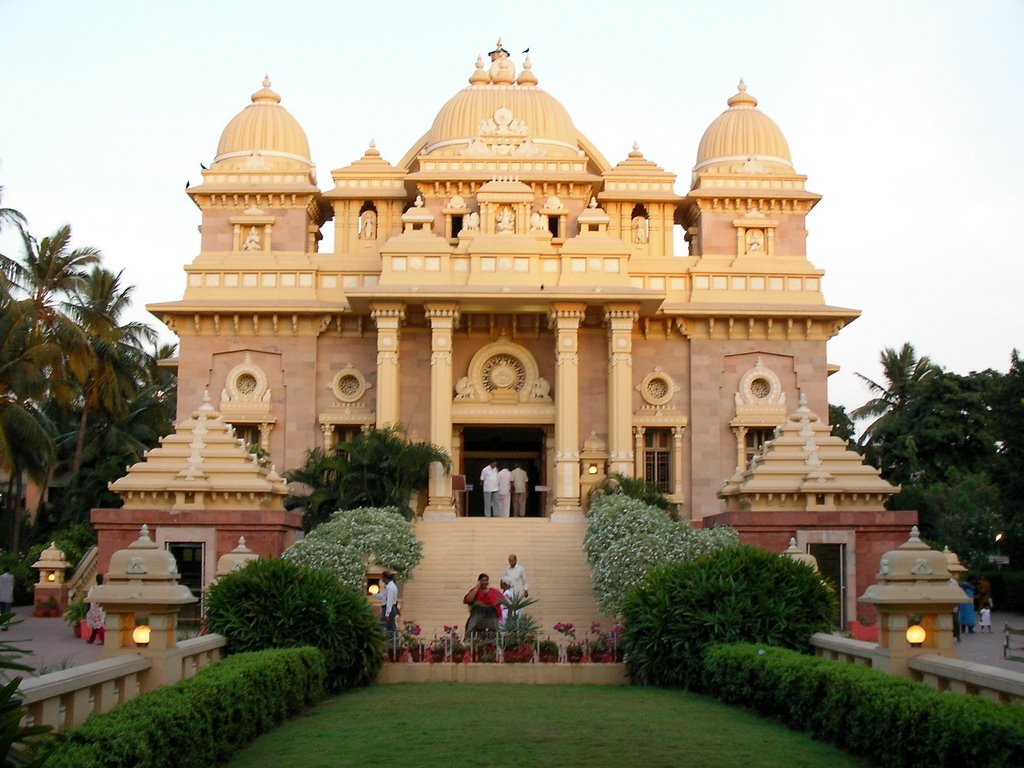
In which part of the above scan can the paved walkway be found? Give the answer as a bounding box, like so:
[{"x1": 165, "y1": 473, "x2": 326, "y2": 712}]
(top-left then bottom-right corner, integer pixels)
[{"x1": 2, "y1": 605, "x2": 1022, "y2": 678}]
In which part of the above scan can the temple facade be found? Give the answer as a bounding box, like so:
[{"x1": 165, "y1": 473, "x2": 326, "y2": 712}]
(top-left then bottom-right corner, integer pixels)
[{"x1": 150, "y1": 40, "x2": 860, "y2": 529}]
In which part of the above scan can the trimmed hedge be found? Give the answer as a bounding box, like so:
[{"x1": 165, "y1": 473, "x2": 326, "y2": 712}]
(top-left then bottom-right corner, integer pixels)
[
  {"x1": 702, "y1": 643, "x2": 1024, "y2": 768},
  {"x1": 206, "y1": 558, "x2": 384, "y2": 691},
  {"x1": 47, "y1": 647, "x2": 326, "y2": 768},
  {"x1": 621, "y1": 545, "x2": 835, "y2": 688}
]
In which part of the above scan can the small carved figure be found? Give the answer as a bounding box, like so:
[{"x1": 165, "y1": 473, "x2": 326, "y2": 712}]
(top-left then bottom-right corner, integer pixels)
[
  {"x1": 531, "y1": 377, "x2": 551, "y2": 400},
  {"x1": 464, "y1": 211, "x2": 480, "y2": 231},
  {"x1": 242, "y1": 226, "x2": 261, "y2": 251},
  {"x1": 497, "y1": 207, "x2": 515, "y2": 233},
  {"x1": 632, "y1": 216, "x2": 648, "y2": 244},
  {"x1": 455, "y1": 376, "x2": 475, "y2": 399},
  {"x1": 530, "y1": 211, "x2": 547, "y2": 231},
  {"x1": 746, "y1": 228, "x2": 764, "y2": 253},
  {"x1": 359, "y1": 210, "x2": 377, "y2": 240}
]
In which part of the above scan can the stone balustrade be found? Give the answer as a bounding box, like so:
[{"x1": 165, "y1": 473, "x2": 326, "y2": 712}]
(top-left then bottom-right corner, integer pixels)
[
  {"x1": 18, "y1": 634, "x2": 226, "y2": 732},
  {"x1": 810, "y1": 632, "x2": 1024, "y2": 704}
]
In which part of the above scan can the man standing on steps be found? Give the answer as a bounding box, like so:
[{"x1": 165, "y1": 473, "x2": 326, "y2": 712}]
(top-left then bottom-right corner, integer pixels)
[
  {"x1": 381, "y1": 571, "x2": 399, "y2": 640},
  {"x1": 496, "y1": 464, "x2": 512, "y2": 517},
  {"x1": 504, "y1": 553, "x2": 528, "y2": 599},
  {"x1": 511, "y1": 463, "x2": 529, "y2": 517},
  {"x1": 480, "y1": 460, "x2": 499, "y2": 517}
]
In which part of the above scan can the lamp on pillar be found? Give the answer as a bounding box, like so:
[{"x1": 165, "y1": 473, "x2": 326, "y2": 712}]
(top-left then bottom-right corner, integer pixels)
[
  {"x1": 31, "y1": 542, "x2": 70, "y2": 614},
  {"x1": 781, "y1": 538, "x2": 819, "y2": 572},
  {"x1": 860, "y1": 526, "x2": 966, "y2": 677},
  {"x1": 88, "y1": 524, "x2": 197, "y2": 692},
  {"x1": 213, "y1": 537, "x2": 259, "y2": 582},
  {"x1": 578, "y1": 432, "x2": 608, "y2": 513}
]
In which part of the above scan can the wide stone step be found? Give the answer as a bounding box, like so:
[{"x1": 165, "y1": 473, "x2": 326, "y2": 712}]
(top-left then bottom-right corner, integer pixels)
[{"x1": 398, "y1": 518, "x2": 613, "y2": 642}]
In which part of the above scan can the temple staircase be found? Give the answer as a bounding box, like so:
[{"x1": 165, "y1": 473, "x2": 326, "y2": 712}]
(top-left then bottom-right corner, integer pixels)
[{"x1": 400, "y1": 518, "x2": 609, "y2": 643}]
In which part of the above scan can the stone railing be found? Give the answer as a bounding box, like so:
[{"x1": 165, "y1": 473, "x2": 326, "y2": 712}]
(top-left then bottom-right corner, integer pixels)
[
  {"x1": 18, "y1": 634, "x2": 227, "y2": 732},
  {"x1": 810, "y1": 632, "x2": 1024, "y2": 704}
]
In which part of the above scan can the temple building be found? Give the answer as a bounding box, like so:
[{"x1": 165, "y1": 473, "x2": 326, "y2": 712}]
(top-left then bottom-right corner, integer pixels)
[{"x1": 99, "y1": 40, "x2": 908, "y2": 629}]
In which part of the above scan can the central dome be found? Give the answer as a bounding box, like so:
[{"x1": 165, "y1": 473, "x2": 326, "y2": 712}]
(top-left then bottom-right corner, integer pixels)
[
  {"x1": 213, "y1": 76, "x2": 312, "y2": 172},
  {"x1": 422, "y1": 43, "x2": 582, "y2": 160}
]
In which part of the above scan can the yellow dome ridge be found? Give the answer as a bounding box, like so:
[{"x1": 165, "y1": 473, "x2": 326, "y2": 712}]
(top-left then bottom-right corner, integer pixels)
[
  {"x1": 694, "y1": 80, "x2": 792, "y2": 174},
  {"x1": 213, "y1": 76, "x2": 312, "y2": 171}
]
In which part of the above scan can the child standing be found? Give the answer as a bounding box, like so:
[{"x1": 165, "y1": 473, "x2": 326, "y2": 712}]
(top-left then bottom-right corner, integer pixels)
[{"x1": 979, "y1": 603, "x2": 992, "y2": 633}]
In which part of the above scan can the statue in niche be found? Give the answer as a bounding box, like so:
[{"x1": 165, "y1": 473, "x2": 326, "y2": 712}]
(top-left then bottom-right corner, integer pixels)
[
  {"x1": 449, "y1": 195, "x2": 465, "y2": 209},
  {"x1": 359, "y1": 210, "x2": 377, "y2": 240},
  {"x1": 242, "y1": 226, "x2": 261, "y2": 251},
  {"x1": 530, "y1": 211, "x2": 547, "y2": 231},
  {"x1": 745, "y1": 228, "x2": 764, "y2": 254},
  {"x1": 496, "y1": 206, "x2": 515, "y2": 233},
  {"x1": 464, "y1": 211, "x2": 480, "y2": 231},
  {"x1": 632, "y1": 216, "x2": 649, "y2": 244}
]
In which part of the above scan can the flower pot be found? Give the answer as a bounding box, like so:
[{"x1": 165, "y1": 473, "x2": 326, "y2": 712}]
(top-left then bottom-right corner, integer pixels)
[
  {"x1": 408, "y1": 645, "x2": 424, "y2": 663},
  {"x1": 566, "y1": 644, "x2": 584, "y2": 663},
  {"x1": 503, "y1": 643, "x2": 535, "y2": 663},
  {"x1": 430, "y1": 647, "x2": 446, "y2": 663}
]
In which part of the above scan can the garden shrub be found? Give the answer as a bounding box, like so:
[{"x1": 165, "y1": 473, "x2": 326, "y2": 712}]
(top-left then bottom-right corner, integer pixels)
[
  {"x1": 702, "y1": 643, "x2": 1024, "y2": 767},
  {"x1": 283, "y1": 505, "x2": 422, "y2": 591},
  {"x1": 621, "y1": 545, "x2": 834, "y2": 688},
  {"x1": 48, "y1": 647, "x2": 326, "y2": 768},
  {"x1": 584, "y1": 494, "x2": 738, "y2": 615},
  {"x1": 205, "y1": 558, "x2": 383, "y2": 690}
]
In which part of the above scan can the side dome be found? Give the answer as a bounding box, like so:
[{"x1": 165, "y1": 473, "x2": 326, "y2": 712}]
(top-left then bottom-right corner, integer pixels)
[
  {"x1": 422, "y1": 46, "x2": 582, "y2": 160},
  {"x1": 213, "y1": 76, "x2": 313, "y2": 171},
  {"x1": 695, "y1": 81, "x2": 793, "y2": 174}
]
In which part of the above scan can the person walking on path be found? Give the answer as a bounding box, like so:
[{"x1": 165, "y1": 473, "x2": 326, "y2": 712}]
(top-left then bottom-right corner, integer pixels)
[
  {"x1": 511, "y1": 464, "x2": 529, "y2": 517},
  {"x1": 503, "y1": 554, "x2": 528, "y2": 598},
  {"x1": 496, "y1": 465, "x2": 512, "y2": 517},
  {"x1": 0, "y1": 568, "x2": 14, "y2": 628},
  {"x1": 86, "y1": 574, "x2": 106, "y2": 644},
  {"x1": 480, "y1": 461, "x2": 499, "y2": 517},
  {"x1": 959, "y1": 578, "x2": 977, "y2": 634}
]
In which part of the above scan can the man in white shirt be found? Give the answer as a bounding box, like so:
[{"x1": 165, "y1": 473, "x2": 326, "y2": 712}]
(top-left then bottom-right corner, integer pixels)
[
  {"x1": 381, "y1": 571, "x2": 398, "y2": 639},
  {"x1": 496, "y1": 465, "x2": 512, "y2": 517},
  {"x1": 511, "y1": 464, "x2": 529, "y2": 517},
  {"x1": 503, "y1": 554, "x2": 528, "y2": 598},
  {"x1": 480, "y1": 461, "x2": 499, "y2": 516}
]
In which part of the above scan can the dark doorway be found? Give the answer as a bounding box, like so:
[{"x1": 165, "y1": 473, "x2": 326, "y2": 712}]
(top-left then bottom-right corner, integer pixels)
[
  {"x1": 462, "y1": 426, "x2": 545, "y2": 517},
  {"x1": 167, "y1": 542, "x2": 204, "y2": 631},
  {"x1": 808, "y1": 542, "x2": 846, "y2": 628}
]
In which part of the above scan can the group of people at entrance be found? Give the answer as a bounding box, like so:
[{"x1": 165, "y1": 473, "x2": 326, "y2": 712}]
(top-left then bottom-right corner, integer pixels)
[
  {"x1": 480, "y1": 461, "x2": 528, "y2": 517},
  {"x1": 463, "y1": 554, "x2": 528, "y2": 639}
]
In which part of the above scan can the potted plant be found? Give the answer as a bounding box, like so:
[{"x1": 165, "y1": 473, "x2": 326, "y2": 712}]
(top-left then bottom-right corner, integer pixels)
[
  {"x1": 399, "y1": 620, "x2": 424, "y2": 662},
  {"x1": 501, "y1": 593, "x2": 540, "y2": 663},
  {"x1": 538, "y1": 638, "x2": 559, "y2": 663},
  {"x1": 36, "y1": 596, "x2": 60, "y2": 618},
  {"x1": 554, "y1": 621, "x2": 581, "y2": 662},
  {"x1": 587, "y1": 621, "x2": 624, "y2": 662},
  {"x1": 64, "y1": 599, "x2": 87, "y2": 637},
  {"x1": 429, "y1": 625, "x2": 465, "y2": 663}
]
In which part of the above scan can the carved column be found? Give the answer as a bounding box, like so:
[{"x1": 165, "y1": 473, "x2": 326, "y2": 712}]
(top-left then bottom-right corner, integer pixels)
[
  {"x1": 549, "y1": 303, "x2": 586, "y2": 520},
  {"x1": 633, "y1": 426, "x2": 646, "y2": 478},
  {"x1": 370, "y1": 302, "x2": 405, "y2": 428},
  {"x1": 671, "y1": 425, "x2": 685, "y2": 499},
  {"x1": 605, "y1": 304, "x2": 638, "y2": 477},
  {"x1": 320, "y1": 423, "x2": 333, "y2": 451},
  {"x1": 423, "y1": 303, "x2": 460, "y2": 519},
  {"x1": 733, "y1": 426, "x2": 747, "y2": 474}
]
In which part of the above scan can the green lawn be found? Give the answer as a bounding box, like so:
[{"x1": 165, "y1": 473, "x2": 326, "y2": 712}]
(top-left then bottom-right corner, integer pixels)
[{"x1": 227, "y1": 684, "x2": 868, "y2": 768}]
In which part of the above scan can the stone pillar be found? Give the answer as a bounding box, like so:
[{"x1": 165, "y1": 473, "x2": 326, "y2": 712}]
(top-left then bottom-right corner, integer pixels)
[
  {"x1": 370, "y1": 302, "x2": 405, "y2": 427},
  {"x1": 549, "y1": 303, "x2": 586, "y2": 520},
  {"x1": 733, "y1": 426, "x2": 747, "y2": 474},
  {"x1": 633, "y1": 426, "x2": 645, "y2": 477},
  {"x1": 605, "y1": 305, "x2": 638, "y2": 476},
  {"x1": 423, "y1": 303, "x2": 460, "y2": 519},
  {"x1": 671, "y1": 425, "x2": 685, "y2": 499}
]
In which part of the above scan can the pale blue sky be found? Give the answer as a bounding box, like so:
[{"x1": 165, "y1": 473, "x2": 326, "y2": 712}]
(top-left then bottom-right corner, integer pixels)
[{"x1": 1, "y1": 0, "x2": 1021, "y2": 417}]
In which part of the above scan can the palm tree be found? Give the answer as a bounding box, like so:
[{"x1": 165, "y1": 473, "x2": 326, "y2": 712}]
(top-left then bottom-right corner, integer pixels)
[
  {"x1": 286, "y1": 426, "x2": 452, "y2": 528},
  {"x1": 63, "y1": 266, "x2": 157, "y2": 483},
  {"x1": 852, "y1": 343, "x2": 941, "y2": 439},
  {"x1": 0, "y1": 296, "x2": 55, "y2": 550}
]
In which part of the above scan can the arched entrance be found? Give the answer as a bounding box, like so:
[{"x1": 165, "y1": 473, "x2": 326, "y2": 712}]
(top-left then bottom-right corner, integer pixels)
[{"x1": 461, "y1": 426, "x2": 545, "y2": 517}]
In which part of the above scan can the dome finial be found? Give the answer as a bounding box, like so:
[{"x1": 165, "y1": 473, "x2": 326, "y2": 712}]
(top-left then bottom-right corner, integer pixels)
[
  {"x1": 737, "y1": 78, "x2": 746, "y2": 92},
  {"x1": 263, "y1": 74, "x2": 271, "y2": 89},
  {"x1": 251, "y1": 76, "x2": 281, "y2": 105}
]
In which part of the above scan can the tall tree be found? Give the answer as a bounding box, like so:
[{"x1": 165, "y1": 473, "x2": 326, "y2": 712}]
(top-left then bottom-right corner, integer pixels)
[
  {"x1": 852, "y1": 342, "x2": 941, "y2": 472},
  {"x1": 63, "y1": 266, "x2": 156, "y2": 482}
]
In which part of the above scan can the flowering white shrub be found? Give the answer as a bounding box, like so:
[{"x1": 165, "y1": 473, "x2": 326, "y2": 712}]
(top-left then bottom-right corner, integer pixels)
[
  {"x1": 585, "y1": 495, "x2": 738, "y2": 614},
  {"x1": 283, "y1": 506, "x2": 423, "y2": 591}
]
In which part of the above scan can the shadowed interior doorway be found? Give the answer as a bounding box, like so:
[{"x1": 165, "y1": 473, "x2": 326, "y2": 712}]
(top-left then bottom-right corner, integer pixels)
[{"x1": 461, "y1": 426, "x2": 545, "y2": 517}]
